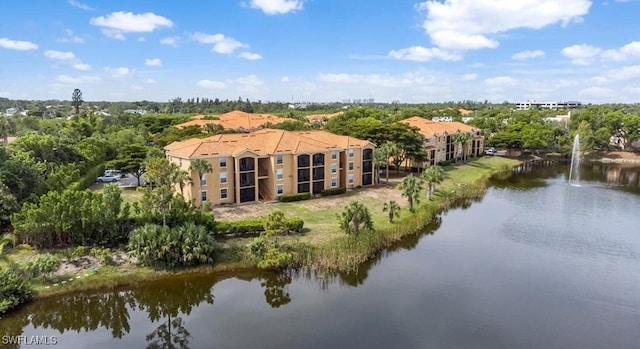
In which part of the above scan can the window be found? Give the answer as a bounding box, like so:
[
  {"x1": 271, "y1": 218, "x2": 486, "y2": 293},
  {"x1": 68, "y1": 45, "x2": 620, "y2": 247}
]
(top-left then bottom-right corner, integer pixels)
[
  {"x1": 277, "y1": 169, "x2": 284, "y2": 180},
  {"x1": 239, "y1": 157, "x2": 255, "y2": 171},
  {"x1": 220, "y1": 172, "x2": 227, "y2": 184},
  {"x1": 297, "y1": 168, "x2": 310, "y2": 182},
  {"x1": 276, "y1": 154, "x2": 283, "y2": 165},
  {"x1": 348, "y1": 148, "x2": 355, "y2": 157},
  {"x1": 220, "y1": 188, "x2": 228, "y2": 199},
  {"x1": 297, "y1": 155, "x2": 310, "y2": 168},
  {"x1": 331, "y1": 163, "x2": 337, "y2": 173},
  {"x1": 331, "y1": 150, "x2": 338, "y2": 160},
  {"x1": 219, "y1": 157, "x2": 227, "y2": 168},
  {"x1": 363, "y1": 149, "x2": 373, "y2": 160},
  {"x1": 297, "y1": 182, "x2": 310, "y2": 193},
  {"x1": 240, "y1": 172, "x2": 255, "y2": 187},
  {"x1": 312, "y1": 167, "x2": 325, "y2": 180},
  {"x1": 200, "y1": 174, "x2": 207, "y2": 186},
  {"x1": 348, "y1": 174, "x2": 354, "y2": 185},
  {"x1": 348, "y1": 162, "x2": 354, "y2": 171},
  {"x1": 331, "y1": 177, "x2": 337, "y2": 188},
  {"x1": 313, "y1": 181, "x2": 324, "y2": 195},
  {"x1": 277, "y1": 184, "x2": 284, "y2": 195},
  {"x1": 200, "y1": 191, "x2": 207, "y2": 202},
  {"x1": 312, "y1": 153, "x2": 325, "y2": 166}
]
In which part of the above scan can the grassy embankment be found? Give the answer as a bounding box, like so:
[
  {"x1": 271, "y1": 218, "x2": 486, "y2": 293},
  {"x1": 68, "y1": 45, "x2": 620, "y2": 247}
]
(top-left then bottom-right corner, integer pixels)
[{"x1": 5, "y1": 156, "x2": 518, "y2": 298}]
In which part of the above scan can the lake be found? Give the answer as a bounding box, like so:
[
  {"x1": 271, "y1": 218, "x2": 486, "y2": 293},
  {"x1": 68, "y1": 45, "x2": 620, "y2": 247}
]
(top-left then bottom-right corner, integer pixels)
[{"x1": 1, "y1": 162, "x2": 639, "y2": 349}]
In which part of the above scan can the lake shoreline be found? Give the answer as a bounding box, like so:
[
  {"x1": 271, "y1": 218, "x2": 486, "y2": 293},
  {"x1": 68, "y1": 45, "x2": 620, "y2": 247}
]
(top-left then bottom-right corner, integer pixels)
[{"x1": 27, "y1": 157, "x2": 521, "y2": 301}]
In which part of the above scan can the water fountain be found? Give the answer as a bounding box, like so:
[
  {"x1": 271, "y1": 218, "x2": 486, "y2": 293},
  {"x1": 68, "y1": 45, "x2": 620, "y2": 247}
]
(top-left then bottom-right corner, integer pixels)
[{"x1": 568, "y1": 134, "x2": 580, "y2": 186}]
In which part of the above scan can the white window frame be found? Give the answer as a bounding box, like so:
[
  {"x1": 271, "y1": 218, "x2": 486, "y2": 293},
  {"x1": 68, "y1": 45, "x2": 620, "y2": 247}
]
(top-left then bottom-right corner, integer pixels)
[
  {"x1": 331, "y1": 163, "x2": 337, "y2": 173},
  {"x1": 220, "y1": 172, "x2": 227, "y2": 184},
  {"x1": 200, "y1": 190, "x2": 207, "y2": 202},
  {"x1": 200, "y1": 173, "x2": 207, "y2": 186},
  {"x1": 220, "y1": 188, "x2": 227, "y2": 199},
  {"x1": 277, "y1": 169, "x2": 284, "y2": 180},
  {"x1": 277, "y1": 184, "x2": 284, "y2": 195},
  {"x1": 348, "y1": 162, "x2": 354, "y2": 171},
  {"x1": 348, "y1": 174, "x2": 354, "y2": 185},
  {"x1": 348, "y1": 148, "x2": 355, "y2": 157},
  {"x1": 331, "y1": 150, "x2": 338, "y2": 160},
  {"x1": 276, "y1": 154, "x2": 283, "y2": 165},
  {"x1": 331, "y1": 177, "x2": 337, "y2": 188},
  {"x1": 219, "y1": 157, "x2": 227, "y2": 168}
]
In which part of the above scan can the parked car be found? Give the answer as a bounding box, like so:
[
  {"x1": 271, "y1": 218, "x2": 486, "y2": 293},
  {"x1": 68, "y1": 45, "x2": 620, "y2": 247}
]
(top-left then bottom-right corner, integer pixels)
[
  {"x1": 96, "y1": 174, "x2": 121, "y2": 183},
  {"x1": 485, "y1": 148, "x2": 496, "y2": 156}
]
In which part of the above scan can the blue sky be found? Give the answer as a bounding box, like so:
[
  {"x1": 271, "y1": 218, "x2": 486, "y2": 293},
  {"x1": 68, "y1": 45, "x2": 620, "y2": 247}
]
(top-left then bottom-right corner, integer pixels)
[{"x1": 1, "y1": 0, "x2": 639, "y2": 103}]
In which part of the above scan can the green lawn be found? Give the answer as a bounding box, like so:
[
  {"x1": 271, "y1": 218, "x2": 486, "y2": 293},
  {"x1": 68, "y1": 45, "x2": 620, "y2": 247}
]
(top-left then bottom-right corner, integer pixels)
[{"x1": 89, "y1": 183, "x2": 143, "y2": 203}]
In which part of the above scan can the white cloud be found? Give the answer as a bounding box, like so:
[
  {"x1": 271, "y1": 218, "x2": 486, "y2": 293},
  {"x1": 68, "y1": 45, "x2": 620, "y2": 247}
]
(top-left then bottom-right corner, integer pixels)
[
  {"x1": 58, "y1": 29, "x2": 85, "y2": 44},
  {"x1": 44, "y1": 50, "x2": 91, "y2": 71},
  {"x1": 512, "y1": 50, "x2": 546, "y2": 61},
  {"x1": 90, "y1": 12, "x2": 173, "y2": 39},
  {"x1": 388, "y1": 45, "x2": 461, "y2": 62},
  {"x1": 0, "y1": 38, "x2": 38, "y2": 50},
  {"x1": 417, "y1": 0, "x2": 591, "y2": 51},
  {"x1": 461, "y1": 73, "x2": 477, "y2": 81},
  {"x1": 561, "y1": 44, "x2": 602, "y2": 65},
  {"x1": 281, "y1": 76, "x2": 290, "y2": 83},
  {"x1": 197, "y1": 75, "x2": 265, "y2": 90},
  {"x1": 68, "y1": 0, "x2": 93, "y2": 11},
  {"x1": 44, "y1": 50, "x2": 76, "y2": 61},
  {"x1": 248, "y1": 0, "x2": 303, "y2": 15},
  {"x1": 596, "y1": 65, "x2": 640, "y2": 82},
  {"x1": 191, "y1": 32, "x2": 249, "y2": 55},
  {"x1": 484, "y1": 76, "x2": 517, "y2": 88},
  {"x1": 55, "y1": 75, "x2": 100, "y2": 84},
  {"x1": 160, "y1": 36, "x2": 179, "y2": 47},
  {"x1": 137, "y1": 37, "x2": 146, "y2": 42},
  {"x1": 104, "y1": 66, "x2": 131, "y2": 78},
  {"x1": 145, "y1": 78, "x2": 157, "y2": 84},
  {"x1": 238, "y1": 52, "x2": 262, "y2": 60},
  {"x1": 145, "y1": 58, "x2": 162, "y2": 67},
  {"x1": 318, "y1": 73, "x2": 359, "y2": 84},
  {"x1": 72, "y1": 63, "x2": 92, "y2": 71},
  {"x1": 197, "y1": 80, "x2": 226, "y2": 89}
]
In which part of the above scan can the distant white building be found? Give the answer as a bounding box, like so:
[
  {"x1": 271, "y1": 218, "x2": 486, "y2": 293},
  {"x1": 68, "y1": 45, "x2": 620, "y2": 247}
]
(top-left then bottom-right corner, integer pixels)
[
  {"x1": 516, "y1": 101, "x2": 581, "y2": 110},
  {"x1": 5, "y1": 107, "x2": 16, "y2": 116},
  {"x1": 124, "y1": 109, "x2": 147, "y2": 115},
  {"x1": 431, "y1": 116, "x2": 453, "y2": 122}
]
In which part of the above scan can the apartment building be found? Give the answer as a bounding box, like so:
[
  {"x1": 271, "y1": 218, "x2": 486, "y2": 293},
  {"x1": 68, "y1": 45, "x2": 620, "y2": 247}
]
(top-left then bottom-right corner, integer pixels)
[
  {"x1": 164, "y1": 129, "x2": 375, "y2": 205},
  {"x1": 516, "y1": 101, "x2": 581, "y2": 110},
  {"x1": 400, "y1": 116, "x2": 484, "y2": 167},
  {"x1": 175, "y1": 110, "x2": 293, "y2": 131}
]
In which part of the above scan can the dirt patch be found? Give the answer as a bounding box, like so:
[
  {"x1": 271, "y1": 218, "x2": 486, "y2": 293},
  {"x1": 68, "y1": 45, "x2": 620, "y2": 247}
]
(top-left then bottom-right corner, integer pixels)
[
  {"x1": 212, "y1": 179, "x2": 406, "y2": 222},
  {"x1": 585, "y1": 151, "x2": 640, "y2": 163}
]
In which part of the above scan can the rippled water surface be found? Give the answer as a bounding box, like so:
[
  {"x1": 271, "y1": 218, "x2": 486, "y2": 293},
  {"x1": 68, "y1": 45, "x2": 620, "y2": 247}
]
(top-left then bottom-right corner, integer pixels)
[{"x1": 1, "y1": 163, "x2": 639, "y2": 349}]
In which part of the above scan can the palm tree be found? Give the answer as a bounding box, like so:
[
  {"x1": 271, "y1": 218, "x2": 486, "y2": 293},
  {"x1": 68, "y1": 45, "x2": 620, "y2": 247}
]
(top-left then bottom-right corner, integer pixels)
[
  {"x1": 453, "y1": 132, "x2": 474, "y2": 163},
  {"x1": 382, "y1": 200, "x2": 401, "y2": 223},
  {"x1": 421, "y1": 165, "x2": 445, "y2": 200},
  {"x1": 398, "y1": 175, "x2": 423, "y2": 212},
  {"x1": 373, "y1": 148, "x2": 387, "y2": 185},
  {"x1": 1, "y1": 233, "x2": 31, "y2": 265},
  {"x1": 380, "y1": 142, "x2": 398, "y2": 183},
  {"x1": 173, "y1": 169, "x2": 192, "y2": 198},
  {"x1": 189, "y1": 159, "x2": 212, "y2": 205},
  {"x1": 337, "y1": 201, "x2": 374, "y2": 235}
]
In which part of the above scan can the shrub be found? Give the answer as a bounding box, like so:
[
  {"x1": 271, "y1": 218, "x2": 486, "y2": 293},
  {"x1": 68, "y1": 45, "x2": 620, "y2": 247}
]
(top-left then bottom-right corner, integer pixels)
[
  {"x1": 0, "y1": 268, "x2": 33, "y2": 314},
  {"x1": 216, "y1": 217, "x2": 304, "y2": 237},
  {"x1": 285, "y1": 218, "x2": 304, "y2": 233},
  {"x1": 264, "y1": 211, "x2": 287, "y2": 236},
  {"x1": 257, "y1": 248, "x2": 293, "y2": 270},
  {"x1": 437, "y1": 160, "x2": 452, "y2": 166},
  {"x1": 279, "y1": 193, "x2": 311, "y2": 202},
  {"x1": 128, "y1": 223, "x2": 217, "y2": 268},
  {"x1": 23, "y1": 254, "x2": 61, "y2": 278},
  {"x1": 215, "y1": 219, "x2": 266, "y2": 236},
  {"x1": 321, "y1": 187, "x2": 347, "y2": 196}
]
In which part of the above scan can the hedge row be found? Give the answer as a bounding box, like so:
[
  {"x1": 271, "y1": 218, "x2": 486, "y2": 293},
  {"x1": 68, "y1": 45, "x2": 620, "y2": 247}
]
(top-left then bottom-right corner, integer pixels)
[
  {"x1": 321, "y1": 187, "x2": 346, "y2": 196},
  {"x1": 279, "y1": 193, "x2": 311, "y2": 202},
  {"x1": 215, "y1": 217, "x2": 304, "y2": 237},
  {"x1": 73, "y1": 163, "x2": 106, "y2": 190}
]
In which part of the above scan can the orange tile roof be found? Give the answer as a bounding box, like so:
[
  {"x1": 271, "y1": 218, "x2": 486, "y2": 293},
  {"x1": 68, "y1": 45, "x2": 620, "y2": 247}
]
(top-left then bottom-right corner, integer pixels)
[
  {"x1": 400, "y1": 116, "x2": 479, "y2": 138},
  {"x1": 175, "y1": 110, "x2": 292, "y2": 130},
  {"x1": 165, "y1": 129, "x2": 373, "y2": 158}
]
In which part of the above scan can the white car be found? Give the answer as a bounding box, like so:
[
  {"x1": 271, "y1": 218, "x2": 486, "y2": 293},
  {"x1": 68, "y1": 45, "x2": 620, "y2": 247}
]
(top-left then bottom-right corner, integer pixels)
[
  {"x1": 485, "y1": 148, "x2": 496, "y2": 156},
  {"x1": 96, "y1": 174, "x2": 121, "y2": 183}
]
